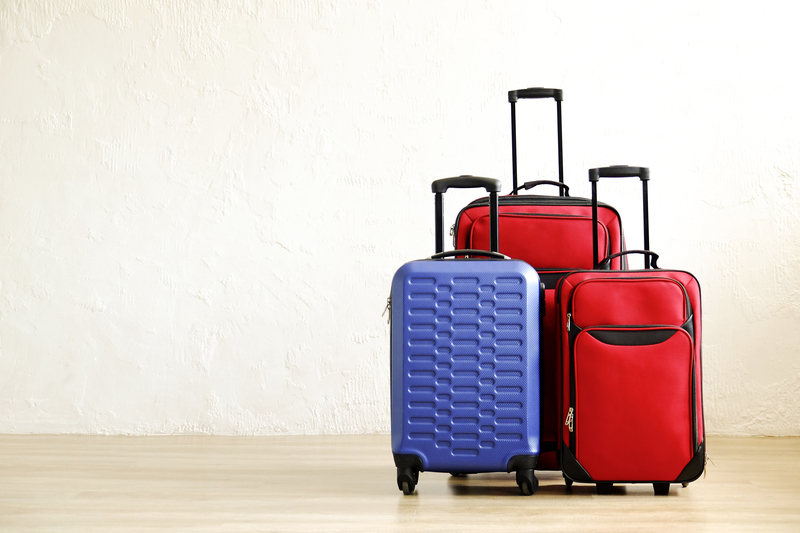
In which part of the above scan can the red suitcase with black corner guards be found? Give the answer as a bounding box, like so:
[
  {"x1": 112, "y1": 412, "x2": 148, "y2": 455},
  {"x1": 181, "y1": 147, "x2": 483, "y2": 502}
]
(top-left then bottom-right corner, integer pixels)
[
  {"x1": 453, "y1": 88, "x2": 627, "y2": 471},
  {"x1": 556, "y1": 166, "x2": 705, "y2": 495}
]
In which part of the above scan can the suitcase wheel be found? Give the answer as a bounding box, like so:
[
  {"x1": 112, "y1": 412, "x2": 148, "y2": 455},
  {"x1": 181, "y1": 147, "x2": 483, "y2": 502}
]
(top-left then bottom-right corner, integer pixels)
[
  {"x1": 449, "y1": 473, "x2": 465, "y2": 477},
  {"x1": 564, "y1": 477, "x2": 574, "y2": 489},
  {"x1": 596, "y1": 482, "x2": 613, "y2": 495},
  {"x1": 653, "y1": 482, "x2": 670, "y2": 496},
  {"x1": 397, "y1": 466, "x2": 418, "y2": 495},
  {"x1": 682, "y1": 483, "x2": 689, "y2": 488},
  {"x1": 516, "y1": 469, "x2": 538, "y2": 496}
]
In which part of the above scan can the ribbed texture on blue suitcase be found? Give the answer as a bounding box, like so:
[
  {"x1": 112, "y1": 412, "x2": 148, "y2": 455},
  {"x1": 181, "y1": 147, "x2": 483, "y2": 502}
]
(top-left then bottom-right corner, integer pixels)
[{"x1": 392, "y1": 260, "x2": 540, "y2": 472}]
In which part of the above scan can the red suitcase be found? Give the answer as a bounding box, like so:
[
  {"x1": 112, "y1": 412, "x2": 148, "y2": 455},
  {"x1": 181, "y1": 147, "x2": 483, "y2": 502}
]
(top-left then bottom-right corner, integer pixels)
[
  {"x1": 453, "y1": 89, "x2": 626, "y2": 470},
  {"x1": 556, "y1": 166, "x2": 705, "y2": 495}
]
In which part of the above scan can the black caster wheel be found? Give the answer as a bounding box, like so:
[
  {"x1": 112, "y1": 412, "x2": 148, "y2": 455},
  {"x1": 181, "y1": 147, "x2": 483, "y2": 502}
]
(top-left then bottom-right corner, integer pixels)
[
  {"x1": 516, "y1": 469, "x2": 538, "y2": 496},
  {"x1": 397, "y1": 466, "x2": 418, "y2": 495},
  {"x1": 596, "y1": 482, "x2": 613, "y2": 495},
  {"x1": 449, "y1": 473, "x2": 465, "y2": 477},
  {"x1": 682, "y1": 483, "x2": 689, "y2": 488},
  {"x1": 654, "y1": 482, "x2": 670, "y2": 496},
  {"x1": 564, "y1": 478, "x2": 574, "y2": 489}
]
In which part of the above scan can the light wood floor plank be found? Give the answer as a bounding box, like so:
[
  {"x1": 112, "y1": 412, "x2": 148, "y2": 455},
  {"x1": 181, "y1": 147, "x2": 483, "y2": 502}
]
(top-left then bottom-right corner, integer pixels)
[{"x1": 0, "y1": 435, "x2": 798, "y2": 532}]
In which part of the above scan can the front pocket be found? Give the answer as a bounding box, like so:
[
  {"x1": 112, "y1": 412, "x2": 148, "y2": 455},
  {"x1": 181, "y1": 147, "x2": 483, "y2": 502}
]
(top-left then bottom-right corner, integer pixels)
[{"x1": 572, "y1": 327, "x2": 694, "y2": 482}]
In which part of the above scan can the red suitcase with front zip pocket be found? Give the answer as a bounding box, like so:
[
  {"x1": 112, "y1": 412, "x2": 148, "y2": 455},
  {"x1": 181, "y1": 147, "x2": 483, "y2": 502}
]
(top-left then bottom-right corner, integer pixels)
[{"x1": 557, "y1": 166, "x2": 705, "y2": 495}]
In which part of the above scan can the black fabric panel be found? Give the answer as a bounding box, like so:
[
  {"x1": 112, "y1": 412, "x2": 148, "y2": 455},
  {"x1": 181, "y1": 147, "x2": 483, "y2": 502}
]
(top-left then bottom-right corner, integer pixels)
[
  {"x1": 588, "y1": 329, "x2": 677, "y2": 346},
  {"x1": 539, "y1": 272, "x2": 570, "y2": 290},
  {"x1": 682, "y1": 315, "x2": 695, "y2": 339}
]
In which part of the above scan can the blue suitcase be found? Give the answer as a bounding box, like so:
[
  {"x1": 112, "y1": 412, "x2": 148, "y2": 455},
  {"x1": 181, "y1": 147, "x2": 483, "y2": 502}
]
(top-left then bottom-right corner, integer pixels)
[{"x1": 389, "y1": 176, "x2": 542, "y2": 495}]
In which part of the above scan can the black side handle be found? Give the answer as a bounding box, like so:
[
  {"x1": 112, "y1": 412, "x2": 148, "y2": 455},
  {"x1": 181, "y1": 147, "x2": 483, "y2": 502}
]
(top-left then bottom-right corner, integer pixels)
[
  {"x1": 431, "y1": 176, "x2": 501, "y2": 254},
  {"x1": 509, "y1": 88, "x2": 564, "y2": 196},
  {"x1": 512, "y1": 180, "x2": 570, "y2": 196},
  {"x1": 508, "y1": 88, "x2": 564, "y2": 102},
  {"x1": 596, "y1": 250, "x2": 660, "y2": 270},
  {"x1": 431, "y1": 250, "x2": 509, "y2": 260},
  {"x1": 589, "y1": 166, "x2": 651, "y2": 269}
]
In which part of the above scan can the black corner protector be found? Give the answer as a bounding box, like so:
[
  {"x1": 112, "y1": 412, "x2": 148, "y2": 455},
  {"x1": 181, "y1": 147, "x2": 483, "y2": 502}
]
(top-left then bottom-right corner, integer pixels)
[
  {"x1": 675, "y1": 442, "x2": 706, "y2": 483},
  {"x1": 507, "y1": 454, "x2": 538, "y2": 473},
  {"x1": 393, "y1": 453, "x2": 424, "y2": 472},
  {"x1": 561, "y1": 447, "x2": 594, "y2": 482}
]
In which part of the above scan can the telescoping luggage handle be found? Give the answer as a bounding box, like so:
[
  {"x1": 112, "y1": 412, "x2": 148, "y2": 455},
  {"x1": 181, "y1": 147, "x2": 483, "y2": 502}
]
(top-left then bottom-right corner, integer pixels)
[
  {"x1": 508, "y1": 87, "x2": 564, "y2": 196},
  {"x1": 432, "y1": 176, "x2": 502, "y2": 255},
  {"x1": 589, "y1": 166, "x2": 659, "y2": 270}
]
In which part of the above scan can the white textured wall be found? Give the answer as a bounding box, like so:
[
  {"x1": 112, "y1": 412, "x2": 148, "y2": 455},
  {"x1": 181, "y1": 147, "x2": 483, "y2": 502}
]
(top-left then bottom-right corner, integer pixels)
[{"x1": 0, "y1": 1, "x2": 798, "y2": 436}]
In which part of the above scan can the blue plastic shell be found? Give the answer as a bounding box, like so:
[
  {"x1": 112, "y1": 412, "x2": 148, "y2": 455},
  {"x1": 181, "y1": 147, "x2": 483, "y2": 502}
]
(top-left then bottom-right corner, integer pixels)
[{"x1": 390, "y1": 257, "x2": 540, "y2": 473}]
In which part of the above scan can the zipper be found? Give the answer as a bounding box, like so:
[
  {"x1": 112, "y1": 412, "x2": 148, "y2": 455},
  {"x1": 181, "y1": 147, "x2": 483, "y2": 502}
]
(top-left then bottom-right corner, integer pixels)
[
  {"x1": 564, "y1": 407, "x2": 574, "y2": 433},
  {"x1": 383, "y1": 296, "x2": 391, "y2": 324},
  {"x1": 453, "y1": 197, "x2": 622, "y2": 251},
  {"x1": 571, "y1": 276, "x2": 692, "y2": 327}
]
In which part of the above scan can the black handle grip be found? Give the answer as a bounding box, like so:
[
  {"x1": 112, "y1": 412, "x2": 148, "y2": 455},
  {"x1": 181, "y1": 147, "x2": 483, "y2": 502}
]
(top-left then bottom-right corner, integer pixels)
[
  {"x1": 508, "y1": 87, "x2": 563, "y2": 103},
  {"x1": 433, "y1": 175, "x2": 501, "y2": 254},
  {"x1": 431, "y1": 250, "x2": 509, "y2": 260},
  {"x1": 589, "y1": 166, "x2": 652, "y2": 269},
  {"x1": 431, "y1": 175, "x2": 502, "y2": 194},
  {"x1": 512, "y1": 180, "x2": 570, "y2": 196},
  {"x1": 510, "y1": 88, "x2": 564, "y2": 196},
  {"x1": 589, "y1": 165, "x2": 650, "y2": 181},
  {"x1": 596, "y1": 250, "x2": 659, "y2": 270}
]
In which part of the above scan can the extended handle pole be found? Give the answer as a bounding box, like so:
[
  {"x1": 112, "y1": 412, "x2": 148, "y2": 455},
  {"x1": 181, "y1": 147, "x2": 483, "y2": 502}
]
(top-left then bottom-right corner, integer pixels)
[
  {"x1": 589, "y1": 166, "x2": 651, "y2": 269},
  {"x1": 508, "y1": 88, "x2": 564, "y2": 196},
  {"x1": 432, "y1": 176, "x2": 502, "y2": 254}
]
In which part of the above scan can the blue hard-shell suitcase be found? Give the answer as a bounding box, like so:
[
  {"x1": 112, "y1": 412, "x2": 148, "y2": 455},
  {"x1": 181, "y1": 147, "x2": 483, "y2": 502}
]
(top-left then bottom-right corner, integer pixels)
[{"x1": 389, "y1": 176, "x2": 542, "y2": 495}]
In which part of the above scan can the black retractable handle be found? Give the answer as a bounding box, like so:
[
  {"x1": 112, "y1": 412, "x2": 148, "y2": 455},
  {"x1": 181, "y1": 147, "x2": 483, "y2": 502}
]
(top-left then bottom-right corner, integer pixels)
[
  {"x1": 589, "y1": 166, "x2": 652, "y2": 269},
  {"x1": 508, "y1": 87, "x2": 564, "y2": 196},
  {"x1": 432, "y1": 176, "x2": 502, "y2": 254}
]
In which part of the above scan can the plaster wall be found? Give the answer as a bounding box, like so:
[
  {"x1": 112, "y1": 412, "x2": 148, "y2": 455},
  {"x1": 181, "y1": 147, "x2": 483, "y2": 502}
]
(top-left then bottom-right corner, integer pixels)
[{"x1": 0, "y1": 1, "x2": 798, "y2": 435}]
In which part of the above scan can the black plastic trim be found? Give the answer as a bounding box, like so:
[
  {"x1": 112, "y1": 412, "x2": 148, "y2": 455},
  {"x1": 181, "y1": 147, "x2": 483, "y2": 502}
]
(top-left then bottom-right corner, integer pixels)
[
  {"x1": 393, "y1": 453, "x2": 424, "y2": 472},
  {"x1": 561, "y1": 446, "x2": 593, "y2": 482},
  {"x1": 507, "y1": 454, "x2": 539, "y2": 473},
  {"x1": 675, "y1": 442, "x2": 706, "y2": 483}
]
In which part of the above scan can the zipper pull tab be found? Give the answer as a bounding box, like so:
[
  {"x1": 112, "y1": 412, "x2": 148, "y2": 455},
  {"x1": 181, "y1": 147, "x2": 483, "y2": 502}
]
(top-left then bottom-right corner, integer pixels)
[
  {"x1": 704, "y1": 453, "x2": 716, "y2": 479},
  {"x1": 564, "y1": 407, "x2": 574, "y2": 433},
  {"x1": 382, "y1": 297, "x2": 391, "y2": 324},
  {"x1": 566, "y1": 313, "x2": 571, "y2": 332}
]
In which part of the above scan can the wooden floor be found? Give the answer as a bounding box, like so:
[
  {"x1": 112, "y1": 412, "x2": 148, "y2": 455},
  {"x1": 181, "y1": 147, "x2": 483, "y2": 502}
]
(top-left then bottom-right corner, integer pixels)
[{"x1": 0, "y1": 435, "x2": 798, "y2": 532}]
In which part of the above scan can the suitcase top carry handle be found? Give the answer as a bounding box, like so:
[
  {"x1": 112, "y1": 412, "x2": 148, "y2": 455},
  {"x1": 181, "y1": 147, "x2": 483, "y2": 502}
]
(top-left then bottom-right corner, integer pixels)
[
  {"x1": 511, "y1": 180, "x2": 570, "y2": 196},
  {"x1": 430, "y1": 250, "x2": 509, "y2": 260},
  {"x1": 432, "y1": 175, "x2": 501, "y2": 254},
  {"x1": 596, "y1": 250, "x2": 659, "y2": 270},
  {"x1": 508, "y1": 87, "x2": 564, "y2": 103},
  {"x1": 590, "y1": 165, "x2": 652, "y2": 269},
  {"x1": 509, "y1": 87, "x2": 564, "y2": 196}
]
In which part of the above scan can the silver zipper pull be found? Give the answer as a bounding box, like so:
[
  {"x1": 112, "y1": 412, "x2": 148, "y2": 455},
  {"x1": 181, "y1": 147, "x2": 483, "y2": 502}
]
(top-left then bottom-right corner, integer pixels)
[
  {"x1": 449, "y1": 224, "x2": 455, "y2": 236},
  {"x1": 704, "y1": 453, "x2": 716, "y2": 479},
  {"x1": 564, "y1": 407, "x2": 574, "y2": 432},
  {"x1": 382, "y1": 297, "x2": 391, "y2": 324},
  {"x1": 566, "y1": 313, "x2": 571, "y2": 332}
]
